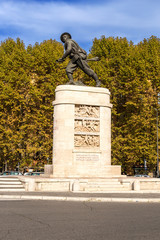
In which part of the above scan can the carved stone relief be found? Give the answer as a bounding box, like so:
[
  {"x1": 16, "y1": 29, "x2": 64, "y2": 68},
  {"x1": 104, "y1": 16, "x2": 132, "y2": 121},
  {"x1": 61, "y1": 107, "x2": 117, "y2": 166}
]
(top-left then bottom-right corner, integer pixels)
[
  {"x1": 74, "y1": 119, "x2": 99, "y2": 132},
  {"x1": 74, "y1": 135, "x2": 100, "y2": 147},
  {"x1": 75, "y1": 105, "x2": 99, "y2": 118},
  {"x1": 74, "y1": 105, "x2": 100, "y2": 148}
]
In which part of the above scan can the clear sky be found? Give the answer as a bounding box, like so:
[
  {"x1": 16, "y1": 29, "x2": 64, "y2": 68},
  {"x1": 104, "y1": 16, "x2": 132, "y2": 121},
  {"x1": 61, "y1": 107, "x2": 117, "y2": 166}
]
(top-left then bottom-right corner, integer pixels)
[{"x1": 0, "y1": 0, "x2": 160, "y2": 51}]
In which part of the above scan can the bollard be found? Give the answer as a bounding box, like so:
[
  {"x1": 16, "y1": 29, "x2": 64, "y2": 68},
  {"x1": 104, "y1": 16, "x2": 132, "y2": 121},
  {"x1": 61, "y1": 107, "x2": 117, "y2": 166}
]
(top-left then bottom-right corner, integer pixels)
[
  {"x1": 133, "y1": 180, "x2": 140, "y2": 191},
  {"x1": 27, "y1": 178, "x2": 36, "y2": 191},
  {"x1": 72, "y1": 180, "x2": 80, "y2": 192}
]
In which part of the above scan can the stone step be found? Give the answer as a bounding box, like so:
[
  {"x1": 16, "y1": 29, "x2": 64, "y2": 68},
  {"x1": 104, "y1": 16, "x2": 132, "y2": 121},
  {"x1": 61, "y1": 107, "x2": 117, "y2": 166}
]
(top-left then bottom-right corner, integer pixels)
[
  {"x1": 85, "y1": 182, "x2": 122, "y2": 185},
  {"x1": 0, "y1": 181, "x2": 22, "y2": 185},
  {"x1": 85, "y1": 186, "x2": 130, "y2": 191},
  {"x1": 86, "y1": 179, "x2": 120, "y2": 183},
  {"x1": 0, "y1": 177, "x2": 21, "y2": 181},
  {"x1": 0, "y1": 176, "x2": 25, "y2": 191},
  {"x1": 85, "y1": 184, "x2": 123, "y2": 189},
  {"x1": 0, "y1": 184, "x2": 24, "y2": 188},
  {"x1": 0, "y1": 188, "x2": 25, "y2": 192},
  {"x1": 82, "y1": 180, "x2": 132, "y2": 191}
]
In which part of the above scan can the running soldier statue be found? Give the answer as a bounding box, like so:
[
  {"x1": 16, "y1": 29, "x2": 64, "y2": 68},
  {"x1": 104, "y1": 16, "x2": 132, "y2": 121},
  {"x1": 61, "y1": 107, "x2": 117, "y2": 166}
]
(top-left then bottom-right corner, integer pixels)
[{"x1": 56, "y1": 32, "x2": 101, "y2": 87}]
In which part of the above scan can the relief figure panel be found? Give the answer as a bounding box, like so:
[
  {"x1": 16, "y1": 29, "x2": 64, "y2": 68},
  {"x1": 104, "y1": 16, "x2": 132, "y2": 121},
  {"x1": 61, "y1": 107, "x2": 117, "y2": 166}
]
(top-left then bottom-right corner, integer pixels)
[
  {"x1": 75, "y1": 105, "x2": 100, "y2": 118},
  {"x1": 74, "y1": 135, "x2": 100, "y2": 147},
  {"x1": 74, "y1": 119, "x2": 100, "y2": 132}
]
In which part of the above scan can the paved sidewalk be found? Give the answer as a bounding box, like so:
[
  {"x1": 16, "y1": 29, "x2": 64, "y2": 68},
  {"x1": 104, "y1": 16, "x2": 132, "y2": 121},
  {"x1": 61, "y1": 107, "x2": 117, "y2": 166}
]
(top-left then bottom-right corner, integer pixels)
[{"x1": 1, "y1": 191, "x2": 160, "y2": 202}]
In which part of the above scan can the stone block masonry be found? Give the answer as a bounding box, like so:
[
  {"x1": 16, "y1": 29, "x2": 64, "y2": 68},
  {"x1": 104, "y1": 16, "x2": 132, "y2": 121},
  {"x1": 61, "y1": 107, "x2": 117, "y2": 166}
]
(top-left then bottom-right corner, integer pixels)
[{"x1": 52, "y1": 85, "x2": 121, "y2": 178}]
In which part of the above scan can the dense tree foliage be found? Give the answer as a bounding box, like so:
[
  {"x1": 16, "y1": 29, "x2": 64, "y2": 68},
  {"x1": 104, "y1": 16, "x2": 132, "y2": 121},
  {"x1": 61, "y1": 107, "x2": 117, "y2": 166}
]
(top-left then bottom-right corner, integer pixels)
[
  {"x1": 90, "y1": 36, "x2": 160, "y2": 174},
  {"x1": 0, "y1": 36, "x2": 159, "y2": 174},
  {"x1": 0, "y1": 38, "x2": 67, "y2": 171}
]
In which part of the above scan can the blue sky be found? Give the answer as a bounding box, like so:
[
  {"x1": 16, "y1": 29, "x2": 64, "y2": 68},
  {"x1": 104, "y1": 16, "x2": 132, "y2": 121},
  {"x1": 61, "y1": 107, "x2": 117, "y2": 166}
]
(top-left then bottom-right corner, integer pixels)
[{"x1": 0, "y1": 0, "x2": 160, "y2": 51}]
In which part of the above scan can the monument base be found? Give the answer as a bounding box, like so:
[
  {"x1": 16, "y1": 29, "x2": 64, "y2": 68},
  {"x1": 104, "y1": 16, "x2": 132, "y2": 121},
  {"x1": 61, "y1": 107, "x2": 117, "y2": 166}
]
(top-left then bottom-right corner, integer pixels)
[
  {"x1": 52, "y1": 163, "x2": 121, "y2": 178},
  {"x1": 52, "y1": 85, "x2": 121, "y2": 178}
]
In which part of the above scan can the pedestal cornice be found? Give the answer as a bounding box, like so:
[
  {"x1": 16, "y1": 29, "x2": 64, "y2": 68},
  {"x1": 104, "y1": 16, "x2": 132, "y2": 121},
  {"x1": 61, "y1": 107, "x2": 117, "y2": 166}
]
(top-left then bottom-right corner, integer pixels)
[{"x1": 52, "y1": 85, "x2": 112, "y2": 108}]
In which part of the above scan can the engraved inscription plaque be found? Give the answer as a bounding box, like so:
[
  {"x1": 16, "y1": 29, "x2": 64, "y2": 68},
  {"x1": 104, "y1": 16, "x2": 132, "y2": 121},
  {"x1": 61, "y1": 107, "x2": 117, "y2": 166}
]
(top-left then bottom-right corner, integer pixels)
[{"x1": 75, "y1": 153, "x2": 100, "y2": 161}]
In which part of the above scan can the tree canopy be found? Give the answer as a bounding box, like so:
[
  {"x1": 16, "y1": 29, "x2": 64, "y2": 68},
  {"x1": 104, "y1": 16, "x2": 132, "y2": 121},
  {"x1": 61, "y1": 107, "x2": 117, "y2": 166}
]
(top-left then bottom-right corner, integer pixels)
[{"x1": 0, "y1": 36, "x2": 159, "y2": 174}]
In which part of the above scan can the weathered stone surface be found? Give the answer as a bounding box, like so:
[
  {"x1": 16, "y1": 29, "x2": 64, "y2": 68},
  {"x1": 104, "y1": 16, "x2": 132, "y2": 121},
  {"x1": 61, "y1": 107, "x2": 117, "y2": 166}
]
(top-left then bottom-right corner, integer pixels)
[{"x1": 52, "y1": 85, "x2": 121, "y2": 178}]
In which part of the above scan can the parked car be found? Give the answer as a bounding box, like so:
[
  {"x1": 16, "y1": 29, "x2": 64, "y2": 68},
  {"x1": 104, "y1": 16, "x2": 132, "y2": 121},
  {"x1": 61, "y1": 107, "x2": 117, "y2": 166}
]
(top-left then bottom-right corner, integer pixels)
[
  {"x1": 24, "y1": 172, "x2": 33, "y2": 176},
  {"x1": 31, "y1": 172, "x2": 44, "y2": 176},
  {"x1": 134, "y1": 174, "x2": 150, "y2": 177},
  {"x1": 24, "y1": 172, "x2": 44, "y2": 176},
  {"x1": 1, "y1": 171, "x2": 22, "y2": 176}
]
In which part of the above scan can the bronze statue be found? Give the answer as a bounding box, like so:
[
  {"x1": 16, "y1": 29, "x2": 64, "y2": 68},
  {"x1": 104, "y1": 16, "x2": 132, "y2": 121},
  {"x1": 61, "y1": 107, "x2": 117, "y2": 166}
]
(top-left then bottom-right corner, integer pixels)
[{"x1": 56, "y1": 32, "x2": 101, "y2": 87}]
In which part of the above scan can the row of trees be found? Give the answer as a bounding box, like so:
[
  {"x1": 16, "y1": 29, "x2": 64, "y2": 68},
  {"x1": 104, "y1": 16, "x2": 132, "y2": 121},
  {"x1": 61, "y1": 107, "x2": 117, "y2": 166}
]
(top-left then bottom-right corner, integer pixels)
[{"x1": 0, "y1": 36, "x2": 159, "y2": 174}]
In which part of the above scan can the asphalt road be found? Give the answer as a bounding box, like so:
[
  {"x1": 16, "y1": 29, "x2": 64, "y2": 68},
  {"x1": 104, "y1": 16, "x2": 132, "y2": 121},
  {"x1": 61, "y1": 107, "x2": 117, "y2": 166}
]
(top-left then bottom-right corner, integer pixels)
[{"x1": 0, "y1": 201, "x2": 160, "y2": 240}]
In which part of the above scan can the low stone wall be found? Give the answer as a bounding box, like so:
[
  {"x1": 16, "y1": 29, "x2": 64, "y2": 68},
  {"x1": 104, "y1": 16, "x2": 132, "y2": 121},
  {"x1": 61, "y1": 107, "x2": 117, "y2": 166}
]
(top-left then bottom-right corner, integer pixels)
[
  {"x1": 21, "y1": 178, "x2": 71, "y2": 192},
  {"x1": 136, "y1": 179, "x2": 160, "y2": 191},
  {"x1": 19, "y1": 176, "x2": 160, "y2": 192},
  {"x1": 121, "y1": 178, "x2": 160, "y2": 191}
]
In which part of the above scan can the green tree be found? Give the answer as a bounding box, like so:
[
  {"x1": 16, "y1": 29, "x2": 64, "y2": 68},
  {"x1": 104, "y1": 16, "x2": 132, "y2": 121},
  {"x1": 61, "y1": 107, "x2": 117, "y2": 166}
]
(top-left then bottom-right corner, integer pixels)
[
  {"x1": 0, "y1": 38, "x2": 31, "y2": 170},
  {"x1": 0, "y1": 38, "x2": 66, "y2": 171},
  {"x1": 90, "y1": 36, "x2": 158, "y2": 174},
  {"x1": 0, "y1": 36, "x2": 159, "y2": 175}
]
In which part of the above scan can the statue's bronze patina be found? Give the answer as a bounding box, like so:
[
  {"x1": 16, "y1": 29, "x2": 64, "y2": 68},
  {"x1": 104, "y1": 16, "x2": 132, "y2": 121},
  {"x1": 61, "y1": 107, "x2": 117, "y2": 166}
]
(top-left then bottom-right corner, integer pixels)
[{"x1": 56, "y1": 32, "x2": 101, "y2": 87}]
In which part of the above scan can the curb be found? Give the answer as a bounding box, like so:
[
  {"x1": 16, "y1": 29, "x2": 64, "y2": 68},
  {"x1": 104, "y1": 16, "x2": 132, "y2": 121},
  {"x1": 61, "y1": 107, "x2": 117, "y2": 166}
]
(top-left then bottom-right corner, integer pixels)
[{"x1": 1, "y1": 195, "x2": 160, "y2": 203}]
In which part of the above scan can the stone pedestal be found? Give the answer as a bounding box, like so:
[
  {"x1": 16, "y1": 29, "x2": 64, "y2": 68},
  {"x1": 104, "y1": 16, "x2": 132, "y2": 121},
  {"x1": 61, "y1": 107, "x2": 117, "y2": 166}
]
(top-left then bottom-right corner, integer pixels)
[{"x1": 52, "y1": 85, "x2": 121, "y2": 178}]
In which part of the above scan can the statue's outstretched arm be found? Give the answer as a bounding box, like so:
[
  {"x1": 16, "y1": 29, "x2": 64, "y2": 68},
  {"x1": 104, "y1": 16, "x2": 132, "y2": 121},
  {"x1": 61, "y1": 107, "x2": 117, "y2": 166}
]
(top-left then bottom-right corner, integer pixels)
[{"x1": 56, "y1": 41, "x2": 72, "y2": 63}]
